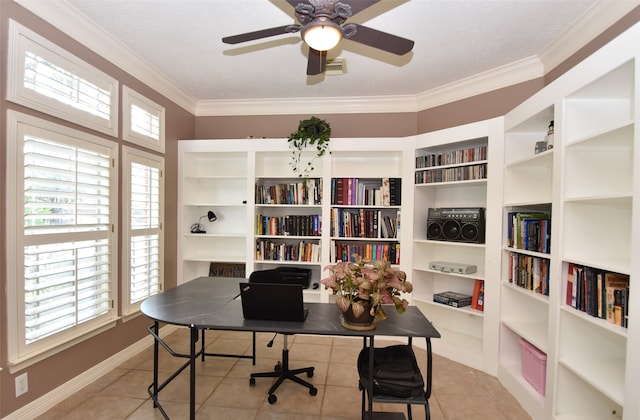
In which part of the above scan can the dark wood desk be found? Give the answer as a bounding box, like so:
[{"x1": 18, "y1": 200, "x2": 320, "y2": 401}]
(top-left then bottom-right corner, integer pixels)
[{"x1": 141, "y1": 277, "x2": 440, "y2": 419}]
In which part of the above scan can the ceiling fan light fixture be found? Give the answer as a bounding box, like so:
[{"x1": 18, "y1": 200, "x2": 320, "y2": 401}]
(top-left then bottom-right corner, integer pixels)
[{"x1": 302, "y1": 17, "x2": 342, "y2": 51}]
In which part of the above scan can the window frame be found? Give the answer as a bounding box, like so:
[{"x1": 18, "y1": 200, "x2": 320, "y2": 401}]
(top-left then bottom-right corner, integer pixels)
[
  {"x1": 122, "y1": 86, "x2": 166, "y2": 153},
  {"x1": 6, "y1": 19, "x2": 119, "y2": 137},
  {"x1": 121, "y1": 146, "x2": 165, "y2": 318},
  {"x1": 5, "y1": 110, "x2": 119, "y2": 372}
]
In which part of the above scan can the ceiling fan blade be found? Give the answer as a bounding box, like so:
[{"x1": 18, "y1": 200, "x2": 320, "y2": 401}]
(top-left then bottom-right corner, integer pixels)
[
  {"x1": 346, "y1": 0, "x2": 382, "y2": 16},
  {"x1": 222, "y1": 25, "x2": 298, "y2": 44},
  {"x1": 307, "y1": 48, "x2": 327, "y2": 75},
  {"x1": 347, "y1": 24, "x2": 414, "y2": 55}
]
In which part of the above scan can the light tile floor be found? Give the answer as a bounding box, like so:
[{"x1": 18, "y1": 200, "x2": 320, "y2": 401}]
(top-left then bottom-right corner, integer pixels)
[{"x1": 36, "y1": 329, "x2": 531, "y2": 419}]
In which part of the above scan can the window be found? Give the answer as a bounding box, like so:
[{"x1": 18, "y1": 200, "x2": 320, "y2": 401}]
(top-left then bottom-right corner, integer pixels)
[
  {"x1": 6, "y1": 111, "x2": 118, "y2": 370},
  {"x1": 7, "y1": 20, "x2": 118, "y2": 137},
  {"x1": 121, "y1": 147, "x2": 164, "y2": 317},
  {"x1": 122, "y1": 86, "x2": 165, "y2": 152}
]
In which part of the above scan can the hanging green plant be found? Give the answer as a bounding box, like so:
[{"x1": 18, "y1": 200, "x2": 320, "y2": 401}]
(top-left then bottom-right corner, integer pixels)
[{"x1": 287, "y1": 116, "x2": 331, "y2": 177}]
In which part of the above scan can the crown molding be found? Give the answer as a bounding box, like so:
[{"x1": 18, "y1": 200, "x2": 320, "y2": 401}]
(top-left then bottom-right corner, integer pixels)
[
  {"x1": 538, "y1": 0, "x2": 640, "y2": 72},
  {"x1": 195, "y1": 95, "x2": 419, "y2": 116},
  {"x1": 415, "y1": 56, "x2": 544, "y2": 111},
  {"x1": 14, "y1": 0, "x2": 198, "y2": 114}
]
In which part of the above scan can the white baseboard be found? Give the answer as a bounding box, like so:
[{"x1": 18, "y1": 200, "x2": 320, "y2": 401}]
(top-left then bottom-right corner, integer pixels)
[{"x1": 2, "y1": 325, "x2": 178, "y2": 420}]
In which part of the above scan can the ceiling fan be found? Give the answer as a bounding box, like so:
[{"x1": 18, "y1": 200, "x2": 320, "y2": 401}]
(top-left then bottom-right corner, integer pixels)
[{"x1": 222, "y1": 0, "x2": 414, "y2": 75}]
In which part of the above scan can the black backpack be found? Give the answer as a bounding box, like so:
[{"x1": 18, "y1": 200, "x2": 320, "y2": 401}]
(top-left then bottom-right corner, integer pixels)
[{"x1": 357, "y1": 344, "x2": 425, "y2": 398}]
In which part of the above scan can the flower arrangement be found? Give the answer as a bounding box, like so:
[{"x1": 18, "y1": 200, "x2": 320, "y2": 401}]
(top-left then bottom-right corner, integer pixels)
[{"x1": 321, "y1": 255, "x2": 412, "y2": 322}]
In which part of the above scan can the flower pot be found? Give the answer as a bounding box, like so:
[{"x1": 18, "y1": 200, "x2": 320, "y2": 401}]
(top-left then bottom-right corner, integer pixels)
[{"x1": 341, "y1": 303, "x2": 377, "y2": 331}]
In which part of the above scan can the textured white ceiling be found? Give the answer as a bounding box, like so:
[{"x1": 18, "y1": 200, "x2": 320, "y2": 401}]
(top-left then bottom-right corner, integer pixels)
[{"x1": 51, "y1": 0, "x2": 635, "y2": 111}]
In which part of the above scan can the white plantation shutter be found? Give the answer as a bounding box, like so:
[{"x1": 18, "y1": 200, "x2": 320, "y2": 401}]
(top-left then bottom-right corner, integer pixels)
[
  {"x1": 7, "y1": 111, "x2": 118, "y2": 367},
  {"x1": 7, "y1": 20, "x2": 118, "y2": 137},
  {"x1": 131, "y1": 104, "x2": 160, "y2": 140},
  {"x1": 23, "y1": 135, "x2": 113, "y2": 343},
  {"x1": 24, "y1": 51, "x2": 112, "y2": 121},
  {"x1": 24, "y1": 239, "x2": 111, "y2": 343},
  {"x1": 123, "y1": 148, "x2": 164, "y2": 315},
  {"x1": 122, "y1": 86, "x2": 165, "y2": 152},
  {"x1": 24, "y1": 137, "x2": 112, "y2": 232}
]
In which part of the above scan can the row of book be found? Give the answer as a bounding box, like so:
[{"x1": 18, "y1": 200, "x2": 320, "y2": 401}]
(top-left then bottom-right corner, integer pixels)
[
  {"x1": 415, "y1": 163, "x2": 487, "y2": 184},
  {"x1": 255, "y1": 214, "x2": 321, "y2": 237},
  {"x1": 331, "y1": 177, "x2": 401, "y2": 206},
  {"x1": 330, "y1": 208, "x2": 399, "y2": 239},
  {"x1": 566, "y1": 263, "x2": 629, "y2": 328},
  {"x1": 255, "y1": 240, "x2": 321, "y2": 263},
  {"x1": 255, "y1": 178, "x2": 322, "y2": 205},
  {"x1": 506, "y1": 211, "x2": 551, "y2": 253},
  {"x1": 330, "y1": 240, "x2": 400, "y2": 265},
  {"x1": 508, "y1": 253, "x2": 550, "y2": 296},
  {"x1": 415, "y1": 145, "x2": 487, "y2": 168}
]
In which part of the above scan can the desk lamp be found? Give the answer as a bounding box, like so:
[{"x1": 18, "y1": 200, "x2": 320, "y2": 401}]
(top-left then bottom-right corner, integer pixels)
[{"x1": 190, "y1": 210, "x2": 217, "y2": 234}]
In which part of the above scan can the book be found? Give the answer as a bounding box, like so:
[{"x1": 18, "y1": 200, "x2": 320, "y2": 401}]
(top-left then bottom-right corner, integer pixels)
[
  {"x1": 532, "y1": 258, "x2": 541, "y2": 294},
  {"x1": 605, "y1": 272, "x2": 630, "y2": 326},
  {"x1": 515, "y1": 212, "x2": 550, "y2": 250},
  {"x1": 566, "y1": 263, "x2": 576, "y2": 307},
  {"x1": 471, "y1": 279, "x2": 484, "y2": 311}
]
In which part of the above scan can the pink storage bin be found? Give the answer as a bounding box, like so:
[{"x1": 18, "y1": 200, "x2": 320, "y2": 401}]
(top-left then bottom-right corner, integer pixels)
[{"x1": 519, "y1": 338, "x2": 547, "y2": 396}]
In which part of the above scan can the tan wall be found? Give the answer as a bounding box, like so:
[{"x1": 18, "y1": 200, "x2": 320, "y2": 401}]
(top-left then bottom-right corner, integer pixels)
[
  {"x1": 0, "y1": 1, "x2": 194, "y2": 416},
  {"x1": 194, "y1": 113, "x2": 419, "y2": 139}
]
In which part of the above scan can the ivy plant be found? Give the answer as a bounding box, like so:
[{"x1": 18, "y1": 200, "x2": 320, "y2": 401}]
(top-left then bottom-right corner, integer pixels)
[{"x1": 287, "y1": 116, "x2": 331, "y2": 177}]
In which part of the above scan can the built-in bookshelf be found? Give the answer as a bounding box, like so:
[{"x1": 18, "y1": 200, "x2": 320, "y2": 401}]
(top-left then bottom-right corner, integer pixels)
[
  {"x1": 411, "y1": 118, "x2": 503, "y2": 375},
  {"x1": 498, "y1": 22, "x2": 640, "y2": 420},
  {"x1": 178, "y1": 145, "x2": 249, "y2": 284},
  {"x1": 253, "y1": 151, "x2": 325, "y2": 299},
  {"x1": 556, "y1": 57, "x2": 635, "y2": 420},
  {"x1": 500, "y1": 96, "x2": 556, "y2": 419},
  {"x1": 329, "y1": 145, "x2": 410, "y2": 269},
  {"x1": 178, "y1": 138, "x2": 411, "y2": 303}
]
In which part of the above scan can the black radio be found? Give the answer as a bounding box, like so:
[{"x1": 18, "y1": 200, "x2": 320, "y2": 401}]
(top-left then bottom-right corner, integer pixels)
[{"x1": 427, "y1": 207, "x2": 485, "y2": 244}]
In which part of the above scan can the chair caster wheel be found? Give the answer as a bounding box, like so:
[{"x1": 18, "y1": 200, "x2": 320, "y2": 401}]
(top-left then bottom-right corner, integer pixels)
[
  {"x1": 309, "y1": 387, "x2": 318, "y2": 396},
  {"x1": 307, "y1": 368, "x2": 314, "y2": 378},
  {"x1": 274, "y1": 363, "x2": 282, "y2": 372},
  {"x1": 249, "y1": 377, "x2": 256, "y2": 386},
  {"x1": 268, "y1": 394, "x2": 277, "y2": 404}
]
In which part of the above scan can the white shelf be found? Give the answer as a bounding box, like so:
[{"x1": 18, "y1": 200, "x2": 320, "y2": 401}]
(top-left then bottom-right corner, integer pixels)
[
  {"x1": 413, "y1": 266, "x2": 486, "y2": 281},
  {"x1": 183, "y1": 255, "x2": 245, "y2": 263},
  {"x1": 501, "y1": 318, "x2": 548, "y2": 353},
  {"x1": 558, "y1": 357, "x2": 625, "y2": 405},
  {"x1": 255, "y1": 260, "x2": 321, "y2": 266},
  {"x1": 255, "y1": 204, "x2": 322, "y2": 208},
  {"x1": 414, "y1": 178, "x2": 487, "y2": 188}
]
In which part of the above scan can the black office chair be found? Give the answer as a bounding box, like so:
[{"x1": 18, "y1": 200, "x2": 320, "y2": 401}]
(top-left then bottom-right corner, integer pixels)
[{"x1": 247, "y1": 269, "x2": 317, "y2": 404}]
